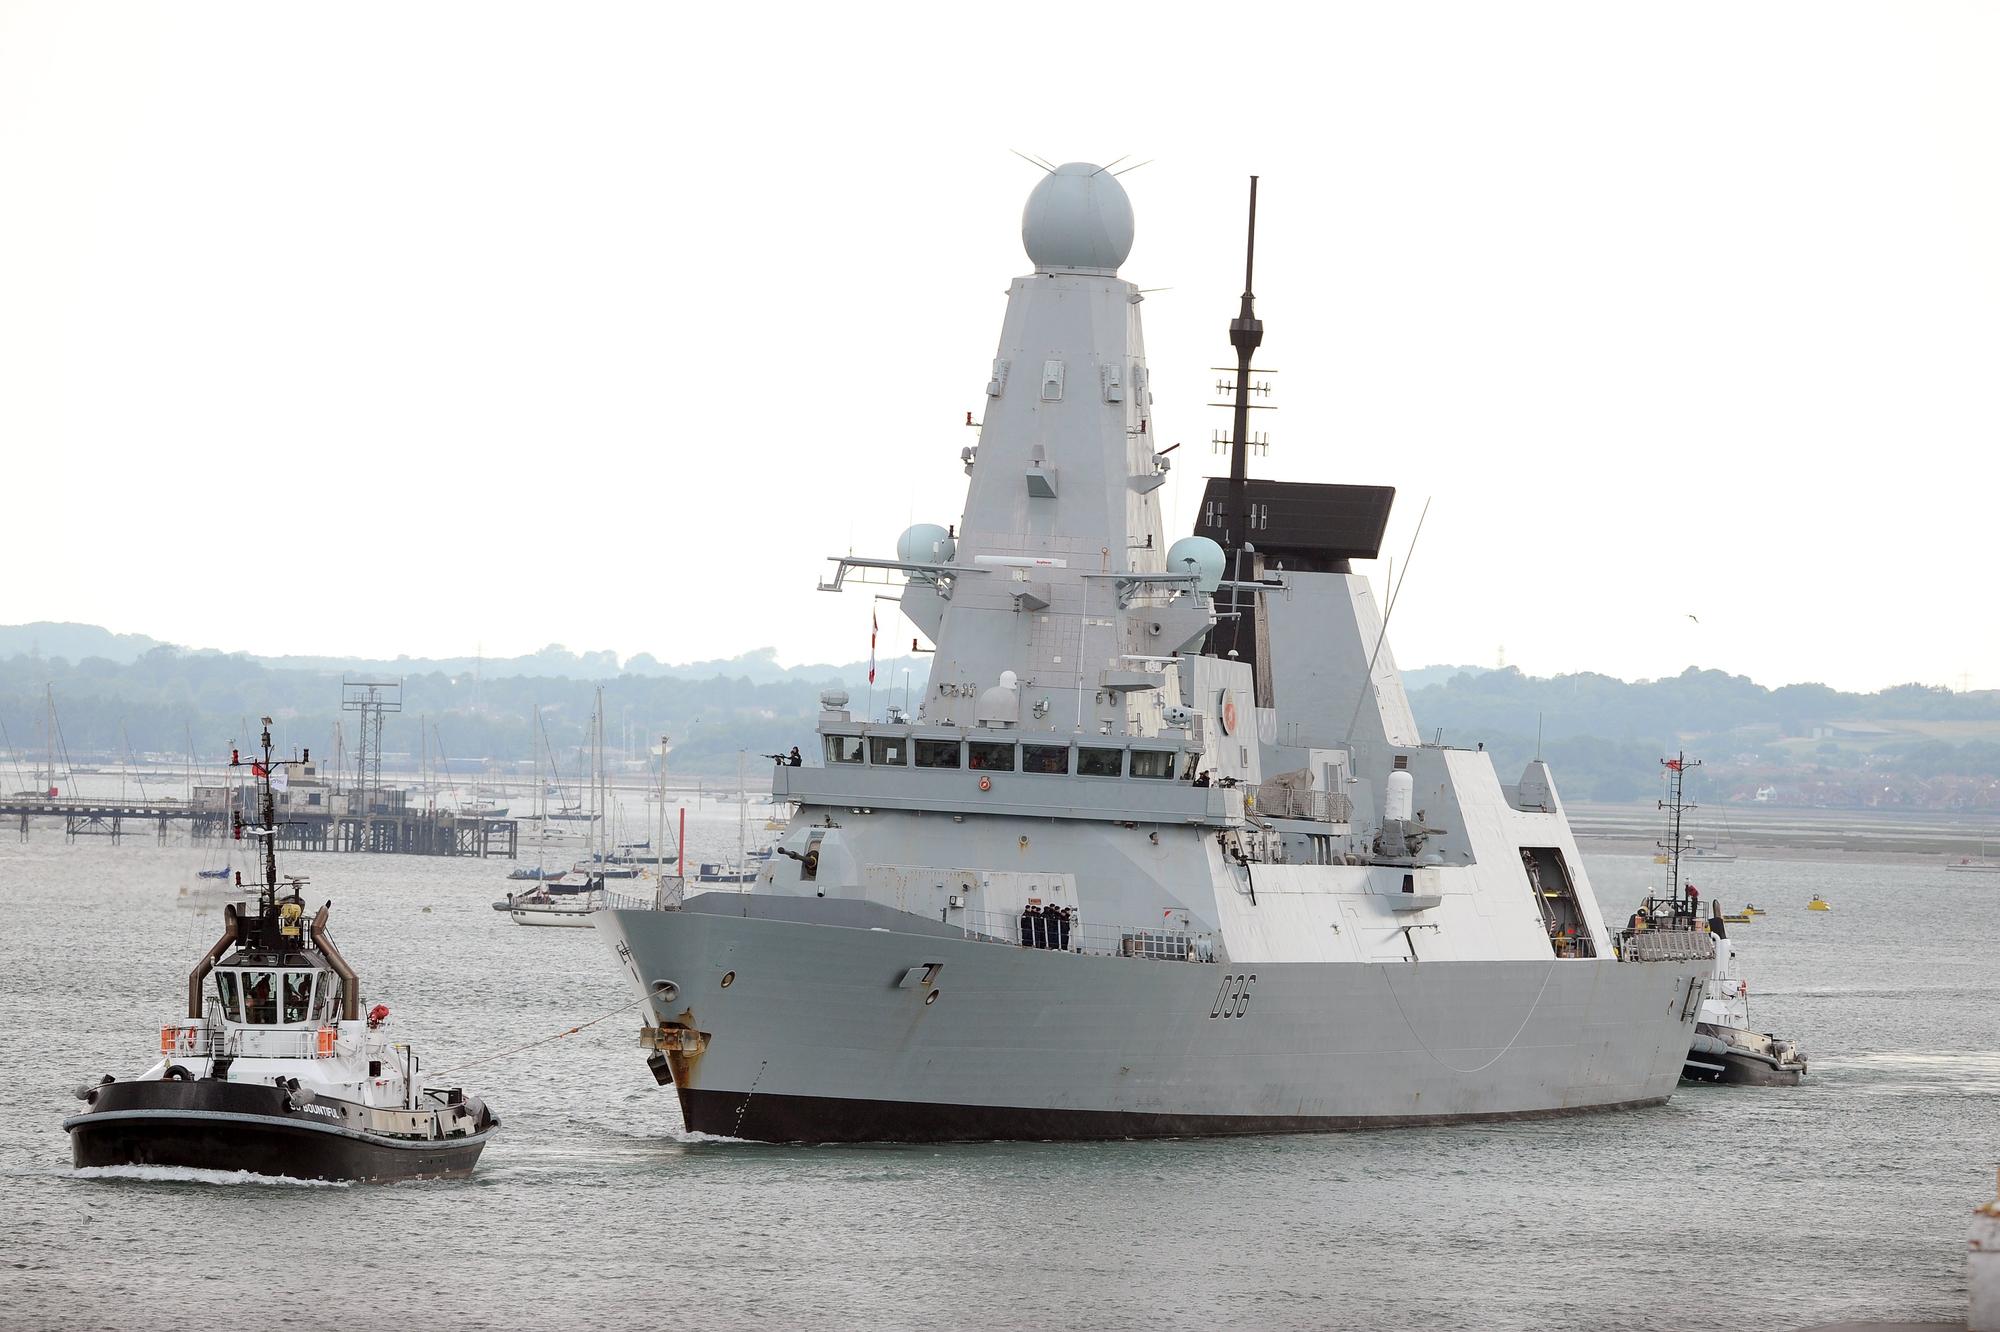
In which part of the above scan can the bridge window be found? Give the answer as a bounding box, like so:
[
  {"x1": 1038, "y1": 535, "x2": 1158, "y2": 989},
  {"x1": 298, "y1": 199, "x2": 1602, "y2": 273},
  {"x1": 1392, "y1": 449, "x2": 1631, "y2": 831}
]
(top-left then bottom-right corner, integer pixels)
[
  {"x1": 824, "y1": 735, "x2": 864, "y2": 765},
  {"x1": 868, "y1": 736, "x2": 907, "y2": 766},
  {"x1": 242, "y1": 971, "x2": 278, "y2": 1025},
  {"x1": 1077, "y1": 747, "x2": 1123, "y2": 777},
  {"x1": 967, "y1": 742, "x2": 1015, "y2": 772},
  {"x1": 215, "y1": 971, "x2": 242, "y2": 1022},
  {"x1": 1023, "y1": 744, "x2": 1069, "y2": 774},
  {"x1": 283, "y1": 972, "x2": 316, "y2": 1024},
  {"x1": 915, "y1": 739, "x2": 962, "y2": 769},
  {"x1": 1130, "y1": 750, "x2": 1177, "y2": 779}
]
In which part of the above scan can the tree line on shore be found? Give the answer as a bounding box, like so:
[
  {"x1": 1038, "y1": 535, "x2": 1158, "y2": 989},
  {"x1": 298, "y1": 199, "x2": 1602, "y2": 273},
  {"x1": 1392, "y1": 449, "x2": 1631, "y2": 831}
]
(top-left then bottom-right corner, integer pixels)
[{"x1": 3, "y1": 639, "x2": 1996, "y2": 802}]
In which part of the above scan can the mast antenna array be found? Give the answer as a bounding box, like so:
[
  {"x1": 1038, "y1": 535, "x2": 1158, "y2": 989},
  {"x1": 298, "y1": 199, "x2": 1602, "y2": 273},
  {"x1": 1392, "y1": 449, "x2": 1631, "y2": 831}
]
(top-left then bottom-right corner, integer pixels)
[{"x1": 1658, "y1": 753, "x2": 1701, "y2": 904}]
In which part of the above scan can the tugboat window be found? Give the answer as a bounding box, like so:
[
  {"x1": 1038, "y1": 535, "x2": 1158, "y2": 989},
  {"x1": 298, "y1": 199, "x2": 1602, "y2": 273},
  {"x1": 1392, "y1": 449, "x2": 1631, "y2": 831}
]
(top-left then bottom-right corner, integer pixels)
[
  {"x1": 317, "y1": 978, "x2": 341, "y2": 1022},
  {"x1": 967, "y1": 742, "x2": 1015, "y2": 772},
  {"x1": 1023, "y1": 744, "x2": 1069, "y2": 774},
  {"x1": 824, "y1": 735, "x2": 864, "y2": 765},
  {"x1": 868, "y1": 736, "x2": 907, "y2": 766},
  {"x1": 242, "y1": 971, "x2": 278, "y2": 1025},
  {"x1": 216, "y1": 971, "x2": 242, "y2": 1022},
  {"x1": 915, "y1": 739, "x2": 962, "y2": 769},
  {"x1": 1077, "y1": 747, "x2": 1123, "y2": 777},
  {"x1": 1130, "y1": 750, "x2": 1177, "y2": 779},
  {"x1": 283, "y1": 972, "x2": 315, "y2": 1024}
]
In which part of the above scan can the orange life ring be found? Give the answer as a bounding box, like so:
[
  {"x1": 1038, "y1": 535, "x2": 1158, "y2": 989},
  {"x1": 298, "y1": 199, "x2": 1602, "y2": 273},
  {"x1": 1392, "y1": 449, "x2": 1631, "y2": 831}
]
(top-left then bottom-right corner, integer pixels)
[{"x1": 978, "y1": 775, "x2": 992, "y2": 791}]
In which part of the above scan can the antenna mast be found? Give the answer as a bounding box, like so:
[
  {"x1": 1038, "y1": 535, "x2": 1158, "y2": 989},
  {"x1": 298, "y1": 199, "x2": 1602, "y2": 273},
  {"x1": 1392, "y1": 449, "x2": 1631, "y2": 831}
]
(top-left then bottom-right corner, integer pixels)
[
  {"x1": 1226, "y1": 176, "x2": 1263, "y2": 549},
  {"x1": 1658, "y1": 753, "x2": 1701, "y2": 905}
]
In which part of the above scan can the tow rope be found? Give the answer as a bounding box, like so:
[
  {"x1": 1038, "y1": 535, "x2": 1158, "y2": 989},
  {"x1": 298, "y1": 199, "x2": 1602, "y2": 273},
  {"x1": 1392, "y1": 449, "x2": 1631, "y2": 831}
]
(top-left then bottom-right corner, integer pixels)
[{"x1": 430, "y1": 989, "x2": 654, "y2": 1078}]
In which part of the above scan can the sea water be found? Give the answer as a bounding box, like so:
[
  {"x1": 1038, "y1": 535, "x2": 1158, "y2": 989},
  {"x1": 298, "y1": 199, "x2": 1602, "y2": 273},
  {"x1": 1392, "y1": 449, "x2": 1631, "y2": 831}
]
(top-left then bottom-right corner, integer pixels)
[{"x1": 1, "y1": 811, "x2": 1993, "y2": 1331}]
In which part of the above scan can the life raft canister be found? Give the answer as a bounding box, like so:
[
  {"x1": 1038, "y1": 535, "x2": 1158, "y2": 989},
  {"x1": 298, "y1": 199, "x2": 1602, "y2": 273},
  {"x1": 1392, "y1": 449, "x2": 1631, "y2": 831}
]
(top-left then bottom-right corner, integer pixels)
[{"x1": 316, "y1": 1026, "x2": 336, "y2": 1056}]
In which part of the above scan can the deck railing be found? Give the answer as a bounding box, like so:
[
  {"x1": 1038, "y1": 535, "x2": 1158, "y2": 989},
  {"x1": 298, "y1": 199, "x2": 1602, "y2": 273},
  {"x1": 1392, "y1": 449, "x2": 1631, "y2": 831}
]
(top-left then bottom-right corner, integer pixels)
[
  {"x1": 1615, "y1": 928, "x2": 1716, "y2": 962},
  {"x1": 1249, "y1": 783, "x2": 1353, "y2": 824},
  {"x1": 159, "y1": 1024, "x2": 340, "y2": 1060},
  {"x1": 603, "y1": 877, "x2": 685, "y2": 912}
]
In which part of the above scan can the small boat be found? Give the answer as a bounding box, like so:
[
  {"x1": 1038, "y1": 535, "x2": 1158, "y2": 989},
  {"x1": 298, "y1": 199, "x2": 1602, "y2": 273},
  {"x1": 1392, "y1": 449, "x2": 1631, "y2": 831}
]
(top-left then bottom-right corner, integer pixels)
[
  {"x1": 66, "y1": 721, "x2": 498, "y2": 1181},
  {"x1": 692, "y1": 860, "x2": 760, "y2": 886},
  {"x1": 494, "y1": 885, "x2": 603, "y2": 928},
  {"x1": 195, "y1": 866, "x2": 232, "y2": 880},
  {"x1": 1807, "y1": 895, "x2": 1831, "y2": 911},
  {"x1": 1682, "y1": 905, "x2": 1806, "y2": 1087},
  {"x1": 506, "y1": 865, "x2": 562, "y2": 881},
  {"x1": 1946, "y1": 842, "x2": 2000, "y2": 874},
  {"x1": 1741, "y1": 904, "x2": 1765, "y2": 916}
]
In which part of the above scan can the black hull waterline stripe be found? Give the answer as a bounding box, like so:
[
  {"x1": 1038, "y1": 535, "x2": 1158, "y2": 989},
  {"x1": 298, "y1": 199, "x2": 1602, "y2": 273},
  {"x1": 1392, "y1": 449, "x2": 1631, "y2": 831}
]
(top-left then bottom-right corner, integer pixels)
[{"x1": 677, "y1": 1088, "x2": 1671, "y2": 1144}]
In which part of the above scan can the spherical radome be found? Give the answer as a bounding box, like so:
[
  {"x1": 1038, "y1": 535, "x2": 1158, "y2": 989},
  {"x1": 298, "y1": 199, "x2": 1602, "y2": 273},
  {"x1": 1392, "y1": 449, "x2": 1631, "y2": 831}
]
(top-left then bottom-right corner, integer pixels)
[
  {"x1": 1166, "y1": 536, "x2": 1225, "y2": 594},
  {"x1": 1022, "y1": 163, "x2": 1135, "y2": 274},
  {"x1": 897, "y1": 523, "x2": 956, "y2": 564}
]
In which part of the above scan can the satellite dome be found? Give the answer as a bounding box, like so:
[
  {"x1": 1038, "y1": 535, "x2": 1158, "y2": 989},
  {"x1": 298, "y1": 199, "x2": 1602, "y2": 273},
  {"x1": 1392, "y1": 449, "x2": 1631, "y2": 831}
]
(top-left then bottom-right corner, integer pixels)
[
  {"x1": 897, "y1": 523, "x2": 956, "y2": 564},
  {"x1": 1022, "y1": 163, "x2": 1135, "y2": 275},
  {"x1": 976, "y1": 671, "x2": 1020, "y2": 727},
  {"x1": 1165, "y1": 536, "x2": 1225, "y2": 594}
]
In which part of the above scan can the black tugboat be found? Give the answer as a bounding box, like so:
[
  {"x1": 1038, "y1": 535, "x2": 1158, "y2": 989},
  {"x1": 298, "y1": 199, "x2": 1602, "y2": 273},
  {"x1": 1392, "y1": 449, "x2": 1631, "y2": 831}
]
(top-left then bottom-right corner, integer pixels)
[{"x1": 64, "y1": 719, "x2": 499, "y2": 1181}]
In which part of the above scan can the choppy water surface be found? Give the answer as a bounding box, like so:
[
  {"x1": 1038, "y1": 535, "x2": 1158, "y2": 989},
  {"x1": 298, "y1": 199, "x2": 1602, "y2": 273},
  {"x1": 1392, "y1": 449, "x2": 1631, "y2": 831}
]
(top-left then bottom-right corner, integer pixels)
[{"x1": 2, "y1": 816, "x2": 1994, "y2": 1331}]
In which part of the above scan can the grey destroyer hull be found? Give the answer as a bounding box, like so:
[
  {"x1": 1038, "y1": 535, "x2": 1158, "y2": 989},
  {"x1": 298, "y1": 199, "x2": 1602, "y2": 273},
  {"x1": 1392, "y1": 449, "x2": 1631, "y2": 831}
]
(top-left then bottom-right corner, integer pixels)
[{"x1": 604, "y1": 902, "x2": 1706, "y2": 1143}]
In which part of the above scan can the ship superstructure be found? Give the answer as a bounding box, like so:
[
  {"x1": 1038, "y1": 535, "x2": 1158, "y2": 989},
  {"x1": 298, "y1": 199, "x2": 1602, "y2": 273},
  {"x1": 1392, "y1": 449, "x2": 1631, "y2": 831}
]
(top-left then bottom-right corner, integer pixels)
[{"x1": 600, "y1": 163, "x2": 1714, "y2": 1141}]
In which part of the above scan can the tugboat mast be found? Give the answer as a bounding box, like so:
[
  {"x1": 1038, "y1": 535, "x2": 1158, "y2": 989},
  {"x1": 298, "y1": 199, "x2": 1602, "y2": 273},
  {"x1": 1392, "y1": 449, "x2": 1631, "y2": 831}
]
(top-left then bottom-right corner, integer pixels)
[
  {"x1": 1658, "y1": 752, "x2": 1701, "y2": 906},
  {"x1": 230, "y1": 718, "x2": 307, "y2": 910}
]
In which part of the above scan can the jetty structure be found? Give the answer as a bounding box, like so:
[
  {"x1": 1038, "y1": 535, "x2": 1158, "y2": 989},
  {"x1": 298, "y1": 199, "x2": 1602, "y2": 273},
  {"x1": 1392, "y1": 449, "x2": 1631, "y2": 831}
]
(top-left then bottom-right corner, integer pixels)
[
  {"x1": 599, "y1": 163, "x2": 1715, "y2": 1142},
  {"x1": 2, "y1": 680, "x2": 517, "y2": 857}
]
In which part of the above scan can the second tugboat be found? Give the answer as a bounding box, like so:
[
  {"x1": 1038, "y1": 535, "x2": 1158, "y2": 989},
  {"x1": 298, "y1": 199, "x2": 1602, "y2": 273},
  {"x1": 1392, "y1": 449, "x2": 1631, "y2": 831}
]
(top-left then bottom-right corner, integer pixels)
[
  {"x1": 1638, "y1": 754, "x2": 1807, "y2": 1087},
  {"x1": 64, "y1": 719, "x2": 499, "y2": 1181}
]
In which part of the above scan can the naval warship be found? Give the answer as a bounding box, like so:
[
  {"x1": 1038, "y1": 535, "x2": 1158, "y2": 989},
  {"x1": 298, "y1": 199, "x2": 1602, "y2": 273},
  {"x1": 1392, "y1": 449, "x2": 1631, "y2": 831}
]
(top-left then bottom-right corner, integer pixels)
[{"x1": 601, "y1": 163, "x2": 1715, "y2": 1142}]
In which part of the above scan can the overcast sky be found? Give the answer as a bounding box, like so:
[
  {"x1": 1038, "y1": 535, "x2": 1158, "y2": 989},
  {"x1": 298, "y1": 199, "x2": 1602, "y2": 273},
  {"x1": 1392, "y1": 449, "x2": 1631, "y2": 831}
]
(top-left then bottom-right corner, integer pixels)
[{"x1": 3, "y1": 2, "x2": 1994, "y2": 691}]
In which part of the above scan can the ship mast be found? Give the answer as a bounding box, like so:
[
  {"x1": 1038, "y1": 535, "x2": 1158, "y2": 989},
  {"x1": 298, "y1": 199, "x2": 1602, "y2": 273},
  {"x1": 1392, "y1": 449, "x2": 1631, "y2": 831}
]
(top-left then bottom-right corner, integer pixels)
[
  {"x1": 1221, "y1": 177, "x2": 1271, "y2": 701},
  {"x1": 230, "y1": 717, "x2": 308, "y2": 911},
  {"x1": 1226, "y1": 175, "x2": 1263, "y2": 554},
  {"x1": 1658, "y1": 753, "x2": 1701, "y2": 907}
]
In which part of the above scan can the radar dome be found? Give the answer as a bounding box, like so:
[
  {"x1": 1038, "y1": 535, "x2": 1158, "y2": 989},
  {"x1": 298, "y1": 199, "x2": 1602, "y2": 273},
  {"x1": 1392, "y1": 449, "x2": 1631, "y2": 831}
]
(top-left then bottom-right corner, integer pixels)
[
  {"x1": 1166, "y1": 536, "x2": 1225, "y2": 594},
  {"x1": 897, "y1": 523, "x2": 955, "y2": 564},
  {"x1": 1022, "y1": 163, "x2": 1135, "y2": 274}
]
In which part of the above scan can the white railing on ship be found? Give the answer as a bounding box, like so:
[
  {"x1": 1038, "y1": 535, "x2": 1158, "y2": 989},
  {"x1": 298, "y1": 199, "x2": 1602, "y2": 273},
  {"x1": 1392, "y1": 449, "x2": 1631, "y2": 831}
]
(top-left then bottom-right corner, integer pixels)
[
  {"x1": 953, "y1": 908, "x2": 1218, "y2": 963},
  {"x1": 1615, "y1": 928, "x2": 1716, "y2": 962},
  {"x1": 159, "y1": 1025, "x2": 340, "y2": 1060},
  {"x1": 604, "y1": 878, "x2": 685, "y2": 912}
]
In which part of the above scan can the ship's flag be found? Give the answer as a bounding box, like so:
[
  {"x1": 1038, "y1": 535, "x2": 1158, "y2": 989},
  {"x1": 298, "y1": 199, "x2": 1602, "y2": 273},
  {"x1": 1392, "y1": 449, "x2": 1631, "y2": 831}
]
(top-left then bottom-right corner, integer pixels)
[
  {"x1": 271, "y1": 767, "x2": 289, "y2": 793},
  {"x1": 868, "y1": 607, "x2": 878, "y2": 684},
  {"x1": 251, "y1": 762, "x2": 268, "y2": 777},
  {"x1": 1664, "y1": 758, "x2": 1683, "y2": 771}
]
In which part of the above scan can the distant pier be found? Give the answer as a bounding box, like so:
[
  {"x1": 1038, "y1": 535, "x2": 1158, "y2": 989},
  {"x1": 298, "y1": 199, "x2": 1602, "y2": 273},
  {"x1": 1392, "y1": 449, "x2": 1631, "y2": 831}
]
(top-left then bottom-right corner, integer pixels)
[{"x1": 1, "y1": 795, "x2": 518, "y2": 858}]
